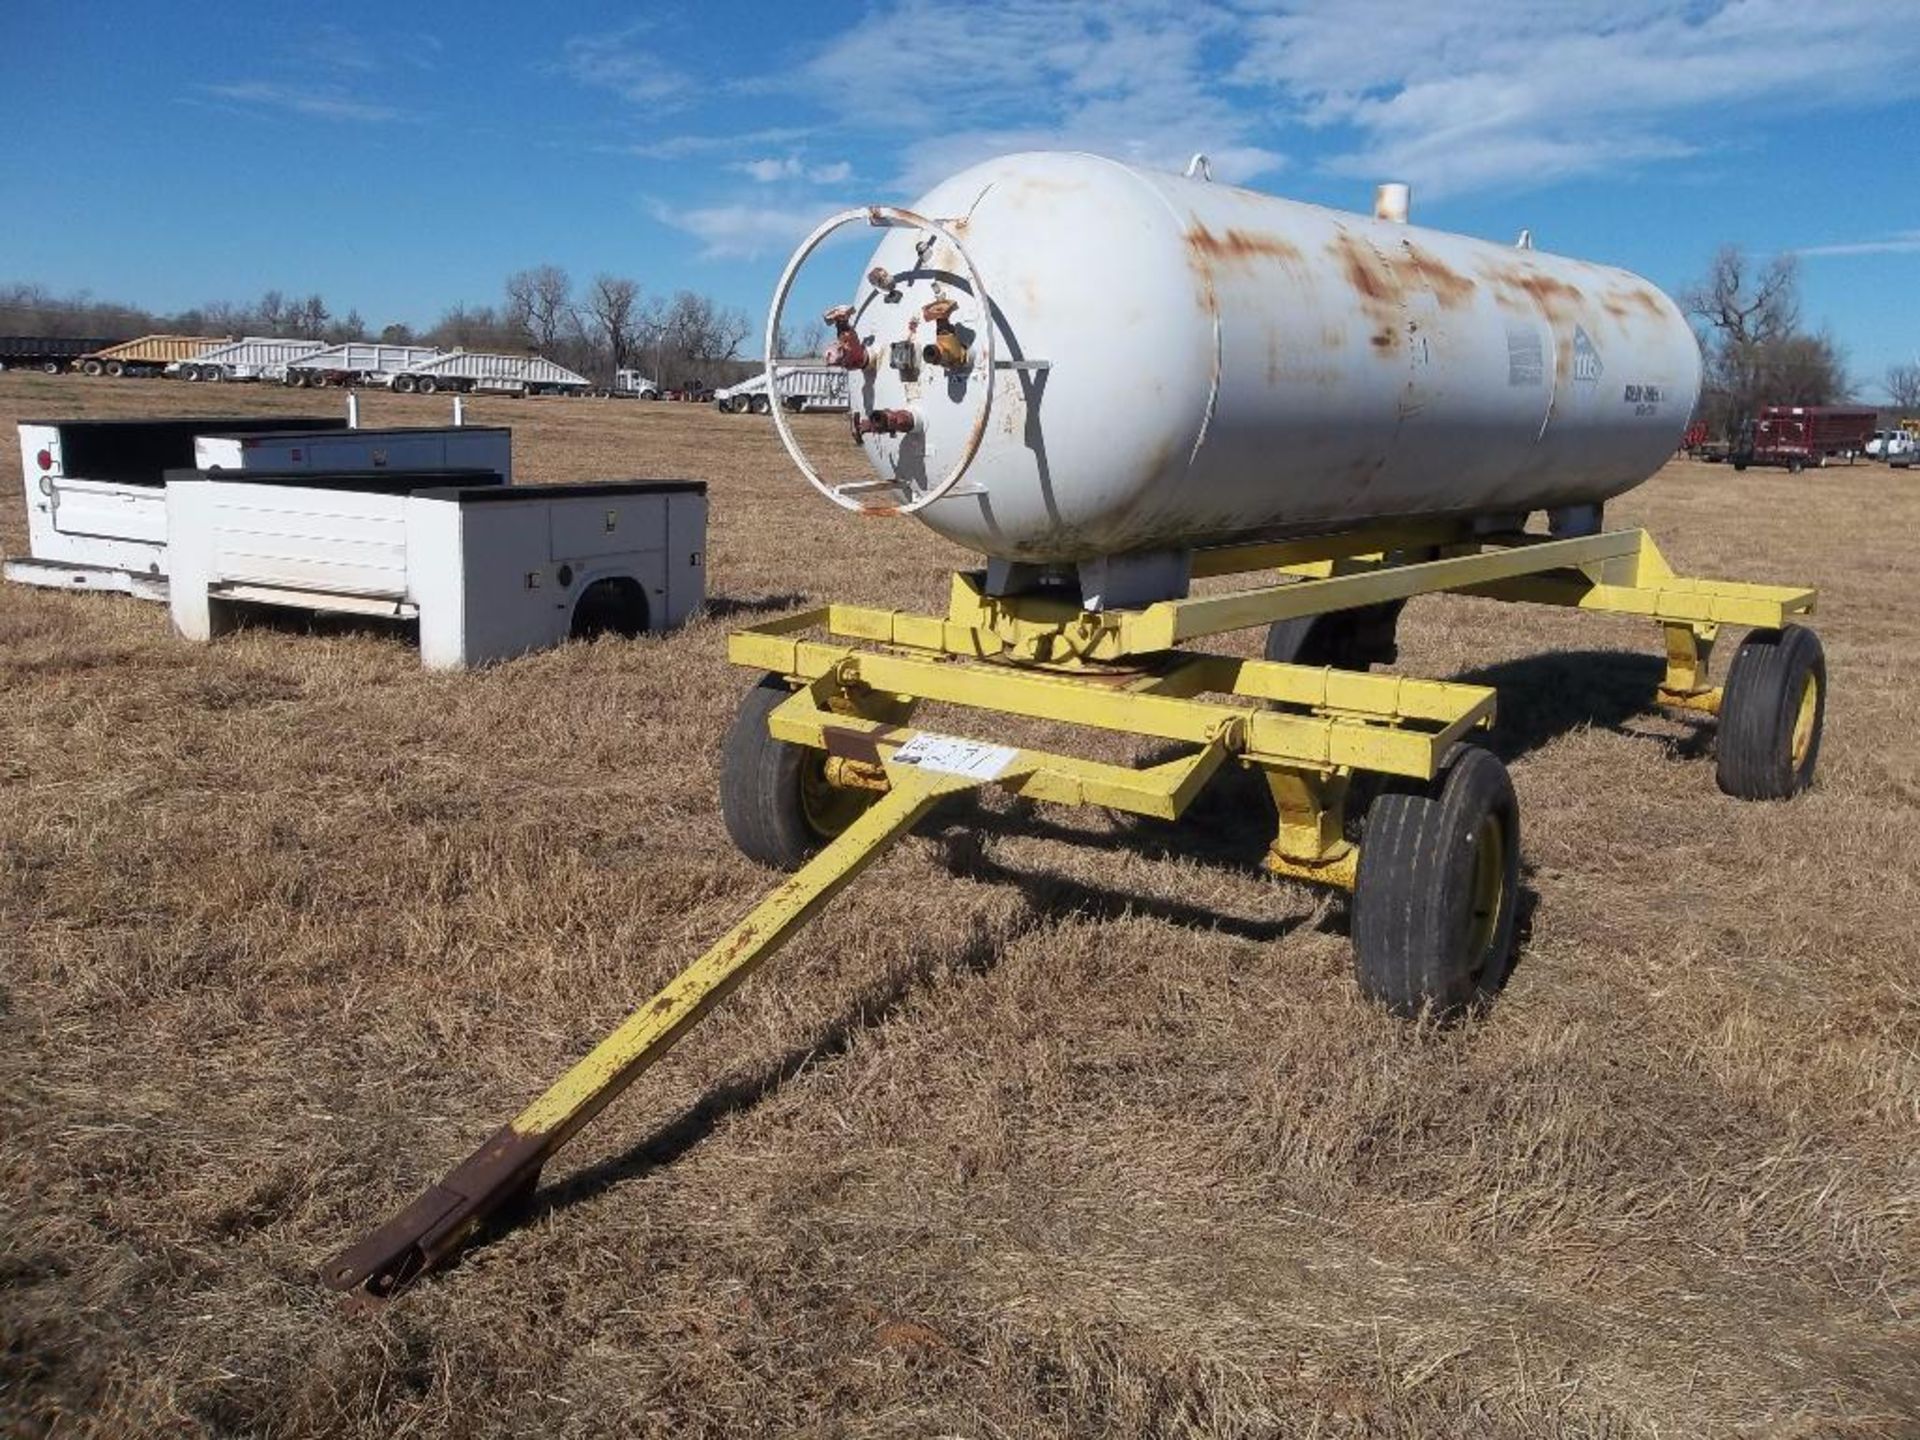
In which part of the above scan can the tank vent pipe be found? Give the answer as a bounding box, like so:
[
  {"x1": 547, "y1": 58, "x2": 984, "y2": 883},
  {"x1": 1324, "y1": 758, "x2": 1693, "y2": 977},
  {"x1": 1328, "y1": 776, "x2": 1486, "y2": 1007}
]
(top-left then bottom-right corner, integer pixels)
[{"x1": 1374, "y1": 183, "x2": 1410, "y2": 224}]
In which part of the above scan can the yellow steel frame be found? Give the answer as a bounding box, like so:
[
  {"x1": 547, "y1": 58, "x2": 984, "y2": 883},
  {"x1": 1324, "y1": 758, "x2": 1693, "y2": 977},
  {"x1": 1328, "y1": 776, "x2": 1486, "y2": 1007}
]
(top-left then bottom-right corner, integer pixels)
[{"x1": 324, "y1": 519, "x2": 1814, "y2": 1301}]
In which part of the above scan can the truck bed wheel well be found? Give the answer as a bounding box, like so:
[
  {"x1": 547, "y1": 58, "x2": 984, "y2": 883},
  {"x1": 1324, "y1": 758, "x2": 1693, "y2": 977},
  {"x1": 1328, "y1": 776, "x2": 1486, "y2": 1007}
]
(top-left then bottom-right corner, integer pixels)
[{"x1": 570, "y1": 576, "x2": 651, "y2": 639}]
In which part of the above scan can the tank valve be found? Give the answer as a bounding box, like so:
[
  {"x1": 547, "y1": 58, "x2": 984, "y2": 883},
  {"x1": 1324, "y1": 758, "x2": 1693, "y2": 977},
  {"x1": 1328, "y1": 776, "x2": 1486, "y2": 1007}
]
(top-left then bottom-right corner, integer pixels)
[
  {"x1": 867, "y1": 266, "x2": 899, "y2": 299},
  {"x1": 920, "y1": 298, "x2": 970, "y2": 371},
  {"x1": 822, "y1": 304, "x2": 870, "y2": 370},
  {"x1": 853, "y1": 408, "x2": 916, "y2": 439}
]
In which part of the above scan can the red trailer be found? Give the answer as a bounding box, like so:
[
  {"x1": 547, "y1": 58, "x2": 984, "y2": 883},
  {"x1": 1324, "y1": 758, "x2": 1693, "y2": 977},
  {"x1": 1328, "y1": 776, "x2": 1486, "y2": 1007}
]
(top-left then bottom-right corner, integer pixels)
[{"x1": 1732, "y1": 405, "x2": 1876, "y2": 472}]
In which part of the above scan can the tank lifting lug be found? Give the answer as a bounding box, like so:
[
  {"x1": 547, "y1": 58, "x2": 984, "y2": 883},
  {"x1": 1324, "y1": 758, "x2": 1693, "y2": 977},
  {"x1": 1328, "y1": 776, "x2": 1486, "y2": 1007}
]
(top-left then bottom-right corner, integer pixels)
[{"x1": 822, "y1": 304, "x2": 871, "y2": 371}]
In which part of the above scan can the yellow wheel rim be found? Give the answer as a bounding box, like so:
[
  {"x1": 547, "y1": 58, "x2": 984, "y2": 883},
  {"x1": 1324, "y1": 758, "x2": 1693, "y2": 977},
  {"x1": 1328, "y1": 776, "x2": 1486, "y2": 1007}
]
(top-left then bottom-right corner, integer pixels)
[
  {"x1": 1790, "y1": 671, "x2": 1819, "y2": 768},
  {"x1": 799, "y1": 753, "x2": 869, "y2": 839},
  {"x1": 1467, "y1": 814, "x2": 1507, "y2": 967}
]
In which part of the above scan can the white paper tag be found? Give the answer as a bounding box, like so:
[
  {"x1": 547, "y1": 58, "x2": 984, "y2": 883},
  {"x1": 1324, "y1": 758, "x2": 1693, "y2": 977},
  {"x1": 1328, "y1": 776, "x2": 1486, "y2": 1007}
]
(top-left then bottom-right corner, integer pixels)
[{"x1": 891, "y1": 732, "x2": 1019, "y2": 781}]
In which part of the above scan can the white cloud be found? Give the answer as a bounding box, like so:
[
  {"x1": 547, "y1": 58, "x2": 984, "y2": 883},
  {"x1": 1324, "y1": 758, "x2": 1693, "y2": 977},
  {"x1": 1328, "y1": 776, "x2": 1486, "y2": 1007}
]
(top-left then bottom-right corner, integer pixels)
[
  {"x1": 655, "y1": 201, "x2": 833, "y2": 261},
  {"x1": 199, "y1": 82, "x2": 403, "y2": 123},
  {"x1": 1233, "y1": 0, "x2": 1920, "y2": 195},
  {"x1": 802, "y1": 0, "x2": 1289, "y2": 195},
  {"x1": 561, "y1": 25, "x2": 686, "y2": 104},
  {"x1": 1796, "y1": 230, "x2": 1920, "y2": 258},
  {"x1": 735, "y1": 156, "x2": 855, "y2": 185}
]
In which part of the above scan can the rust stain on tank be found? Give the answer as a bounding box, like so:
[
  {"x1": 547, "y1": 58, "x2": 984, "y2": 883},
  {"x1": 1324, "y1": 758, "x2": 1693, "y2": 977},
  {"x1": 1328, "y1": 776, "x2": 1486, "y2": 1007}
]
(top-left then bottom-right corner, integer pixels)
[
  {"x1": 1186, "y1": 223, "x2": 1305, "y2": 268},
  {"x1": 1370, "y1": 329, "x2": 1397, "y2": 351},
  {"x1": 1402, "y1": 244, "x2": 1475, "y2": 309},
  {"x1": 1329, "y1": 231, "x2": 1399, "y2": 306},
  {"x1": 1482, "y1": 263, "x2": 1587, "y2": 326}
]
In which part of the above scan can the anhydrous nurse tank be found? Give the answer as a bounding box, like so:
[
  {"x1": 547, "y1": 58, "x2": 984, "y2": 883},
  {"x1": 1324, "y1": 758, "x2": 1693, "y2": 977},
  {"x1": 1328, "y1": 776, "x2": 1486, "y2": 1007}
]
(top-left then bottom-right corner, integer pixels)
[{"x1": 769, "y1": 151, "x2": 1701, "y2": 585}]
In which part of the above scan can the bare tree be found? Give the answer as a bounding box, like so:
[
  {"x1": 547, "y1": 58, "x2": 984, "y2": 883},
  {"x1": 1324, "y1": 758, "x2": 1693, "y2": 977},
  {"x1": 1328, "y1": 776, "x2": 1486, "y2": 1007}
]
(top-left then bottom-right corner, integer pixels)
[
  {"x1": 1683, "y1": 245, "x2": 1844, "y2": 435},
  {"x1": 583, "y1": 274, "x2": 641, "y2": 376},
  {"x1": 660, "y1": 289, "x2": 748, "y2": 372},
  {"x1": 1682, "y1": 246, "x2": 1800, "y2": 345},
  {"x1": 295, "y1": 294, "x2": 330, "y2": 338},
  {"x1": 1888, "y1": 362, "x2": 1920, "y2": 412},
  {"x1": 256, "y1": 290, "x2": 288, "y2": 337},
  {"x1": 504, "y1": 264, "x2": 574, "y2": 353},
  {"x1": 378, "y1": 321, "x2": 417, "y2": 345}
]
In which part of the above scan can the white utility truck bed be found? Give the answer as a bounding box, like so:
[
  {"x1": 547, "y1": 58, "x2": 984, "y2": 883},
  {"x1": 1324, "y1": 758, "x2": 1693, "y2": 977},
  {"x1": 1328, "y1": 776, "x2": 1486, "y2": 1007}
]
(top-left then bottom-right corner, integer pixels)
[{"x1": 166, "y1": 474, "x2": 706, "y2": 668}]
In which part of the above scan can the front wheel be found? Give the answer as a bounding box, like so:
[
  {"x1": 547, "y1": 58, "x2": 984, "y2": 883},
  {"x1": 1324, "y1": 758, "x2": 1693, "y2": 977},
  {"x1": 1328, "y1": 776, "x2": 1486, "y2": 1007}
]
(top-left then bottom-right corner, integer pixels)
[
  {"x1": 721, "y1": 676, "x2": 874, "y2": 870},
  {"x1": 1716, "y1": 625, "x2": 1824, "y2": 800},
  {"x1": 1352, "y1": 746, "x2": 1520, "y2": 1020}
]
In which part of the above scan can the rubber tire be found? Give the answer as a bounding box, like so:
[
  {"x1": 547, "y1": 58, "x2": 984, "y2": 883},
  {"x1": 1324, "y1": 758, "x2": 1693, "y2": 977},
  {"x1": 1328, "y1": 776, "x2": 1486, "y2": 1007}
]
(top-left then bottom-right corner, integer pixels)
[
  {"x1": 205, "y1": 365, "x2": 223, "y2": 383},
  {"x1": 721, "y1": 675, "x2": 871, "y2": 870},
  {"x1": 750, "y1": 394, "x2": 772, "y2": 415},
  {"x1": 41, "y1": 360, "x2": 60, "y2": 374},
  {"x1": 1352, "y1": 746, "x2": 1521, "y2": 1021},
  {"x1": 81, "y1": 359, "x2": 103, "y2": 376},
  {"x1": 418, "y1": 376, "x2": 439, "y2": 395},
  {"x1": 393, "y1": 374, "x2": 416, "y2": 393},
  {"x1": 1265, "y1": 600, "x2": 1403, "y2": 670},
  {"x1": 1732, "y1": 459, "x2": 1748, "y2": 472},
  {"x1": 1715, "y1": 625, "x2": 1824, "y2": 800},
  {"x1": 105, "y1": 360, "x2": 124, "y2": 378},
  {"x1": 1787, "y1": 457, "x2": 1804, "y2": 474}
]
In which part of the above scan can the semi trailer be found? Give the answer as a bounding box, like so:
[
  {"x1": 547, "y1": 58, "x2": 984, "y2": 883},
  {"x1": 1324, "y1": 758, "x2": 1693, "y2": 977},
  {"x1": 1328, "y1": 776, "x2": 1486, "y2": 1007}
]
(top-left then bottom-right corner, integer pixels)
[
  {"x1": 76, "y1": 335, "x2": 228, "y2": 378},
  {"x1": 715, "y1": 364, "x2": 848, "y2": 415},
  {"x1": 173, "y1": 337, "x2": 327, "y2": 384},
  {"x1": 390, "y1": 351, "x2": 592, "y2": 396},
  {"x1": 0, "y1": 336, "x2": 120, "y2": 374},
  {"x1": 284, "y1": 343, "x2": 447, "y2": 389}
]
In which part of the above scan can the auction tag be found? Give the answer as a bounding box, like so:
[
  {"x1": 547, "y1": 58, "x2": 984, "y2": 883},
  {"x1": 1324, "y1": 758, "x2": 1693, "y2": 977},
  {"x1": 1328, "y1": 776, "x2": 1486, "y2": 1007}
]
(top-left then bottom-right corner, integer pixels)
[{"x1": 891, "y1": 732, "x2": 1019, "y2": 781}]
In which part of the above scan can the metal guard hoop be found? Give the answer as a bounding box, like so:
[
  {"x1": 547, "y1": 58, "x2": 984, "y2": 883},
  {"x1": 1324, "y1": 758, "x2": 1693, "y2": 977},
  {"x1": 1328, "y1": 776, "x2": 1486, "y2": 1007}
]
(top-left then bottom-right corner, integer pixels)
[{"x1": 765, "y1": 205, "x2": 997, "y2": 515}]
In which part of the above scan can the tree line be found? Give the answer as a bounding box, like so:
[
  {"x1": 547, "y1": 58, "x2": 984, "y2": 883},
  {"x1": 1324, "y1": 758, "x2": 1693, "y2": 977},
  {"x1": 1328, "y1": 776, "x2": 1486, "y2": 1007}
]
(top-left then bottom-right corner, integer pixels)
[{"x1": 0, "y1": 268, "x2": 815, "y2": 388}]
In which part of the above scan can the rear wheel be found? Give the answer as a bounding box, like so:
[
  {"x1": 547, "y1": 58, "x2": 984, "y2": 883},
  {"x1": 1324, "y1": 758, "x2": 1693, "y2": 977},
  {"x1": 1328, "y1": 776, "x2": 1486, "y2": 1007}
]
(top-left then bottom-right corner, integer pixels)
[
  {"x1": 1715, "y1": 625, "x2": 1824, "y2": 800},
  {"x1": 1786, "y1": 457, "x2": 1804, "y2": 474},
  {"x1": 204, "y1": 365, "x2": 224, "y2": 383},
  {"x1": 1265, "y1": 601, "x2": 1404, "y2": 670},
  {"x1": 81, "y1": 358, "x2": 103, "y2": 377},
  {"x1": 417, "y1": 375, "x2": 439, "y2": 395},
  {"x1": 104, "y1": 360, "x2": 125, "y2": 378},
  {"x1": 750, "y1": 394, "x2": 772, "y2": 415},
  {"x1": 392, "y1": 374, "x2": 417, "y2": 394},
  {"x1": 41, "y1": 360, "x2": 60, "y2": 374},
  {"x1": 1352, "y1": 746, "x2": 1520, "y2": 1020},
  {"x1": 721, "y1": 675, "x2": 873, "y2": 870}
]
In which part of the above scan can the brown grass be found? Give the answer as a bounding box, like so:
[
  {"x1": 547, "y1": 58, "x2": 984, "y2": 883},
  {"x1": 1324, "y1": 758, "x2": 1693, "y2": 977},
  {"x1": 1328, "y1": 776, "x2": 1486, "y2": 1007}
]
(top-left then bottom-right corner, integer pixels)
[{"x1": 1, "y1": 371, "x2": 1916, "y2": 1437}]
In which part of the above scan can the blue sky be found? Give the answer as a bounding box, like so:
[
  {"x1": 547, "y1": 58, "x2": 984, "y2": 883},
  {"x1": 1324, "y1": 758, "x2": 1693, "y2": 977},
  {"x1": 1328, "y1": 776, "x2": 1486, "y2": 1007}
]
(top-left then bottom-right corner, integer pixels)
[{"x1": 5, "y1": 2, "x2": 1917, "y2": 396}]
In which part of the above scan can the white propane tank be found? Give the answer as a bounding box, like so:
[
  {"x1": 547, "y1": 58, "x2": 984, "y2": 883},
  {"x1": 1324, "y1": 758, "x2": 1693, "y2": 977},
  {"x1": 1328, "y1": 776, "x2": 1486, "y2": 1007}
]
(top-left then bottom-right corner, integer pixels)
[{"x1": 768, "y1": 151, "x2": 1701, "y2": 600}]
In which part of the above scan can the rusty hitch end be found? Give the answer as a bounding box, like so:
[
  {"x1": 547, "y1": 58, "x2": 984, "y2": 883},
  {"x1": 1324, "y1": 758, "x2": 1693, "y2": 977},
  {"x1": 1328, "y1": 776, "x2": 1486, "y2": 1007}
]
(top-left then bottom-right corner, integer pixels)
[{"x1": 321, "y1": 1124, "x2": 547, "y2": 1305}]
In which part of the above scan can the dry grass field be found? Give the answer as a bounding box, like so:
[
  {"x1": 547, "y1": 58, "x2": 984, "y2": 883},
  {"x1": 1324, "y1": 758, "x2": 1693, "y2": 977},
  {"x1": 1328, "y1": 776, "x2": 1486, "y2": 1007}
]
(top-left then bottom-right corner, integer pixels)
[{"x1": 2, "y1": 370, "x2": 1916, "y2": 1437}]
